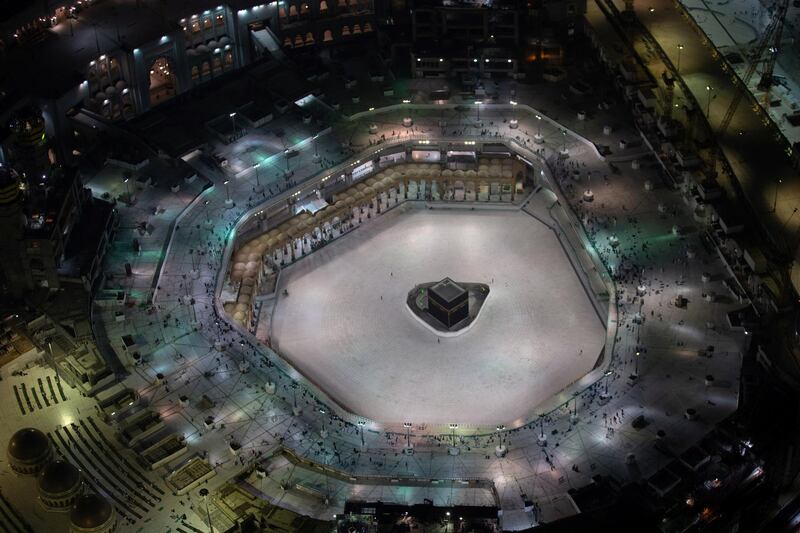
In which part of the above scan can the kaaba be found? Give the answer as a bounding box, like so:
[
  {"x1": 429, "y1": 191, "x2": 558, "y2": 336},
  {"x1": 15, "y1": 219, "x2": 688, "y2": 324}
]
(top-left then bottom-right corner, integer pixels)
[{"x1": 428, "y1": 277, "x2": 469, "y2": 327}]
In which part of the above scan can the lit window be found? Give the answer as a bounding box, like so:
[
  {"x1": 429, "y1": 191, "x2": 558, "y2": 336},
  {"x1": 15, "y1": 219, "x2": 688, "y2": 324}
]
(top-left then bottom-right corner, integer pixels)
[
  {"x1": 341, "y1": 25, "x2": 350, "y2": 36},
  {"x1": 323, "y1": 29, "x2": 333, "y2": 41}
]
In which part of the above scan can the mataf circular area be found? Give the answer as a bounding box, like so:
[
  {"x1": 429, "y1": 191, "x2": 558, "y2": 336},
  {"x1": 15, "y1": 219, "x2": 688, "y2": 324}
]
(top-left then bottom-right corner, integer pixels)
[{"x1": 270, "y1": 205, "x2": 605, "y2": 425}]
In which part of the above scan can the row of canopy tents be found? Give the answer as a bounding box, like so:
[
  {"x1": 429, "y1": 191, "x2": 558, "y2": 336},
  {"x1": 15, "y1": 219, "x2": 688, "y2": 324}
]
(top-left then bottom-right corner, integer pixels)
[{"x1": 225, "y1": 158, "x2": 518, "y2": 327}]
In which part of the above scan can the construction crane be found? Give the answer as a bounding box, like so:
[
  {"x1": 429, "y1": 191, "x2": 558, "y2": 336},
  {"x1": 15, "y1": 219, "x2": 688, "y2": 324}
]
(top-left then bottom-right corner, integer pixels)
[
  {"x1": 757, "y1": 0, "x2": 790, "y2": 104},
  {"x1": 718, "y1": 0, "x2": 790, "y2": 136}
]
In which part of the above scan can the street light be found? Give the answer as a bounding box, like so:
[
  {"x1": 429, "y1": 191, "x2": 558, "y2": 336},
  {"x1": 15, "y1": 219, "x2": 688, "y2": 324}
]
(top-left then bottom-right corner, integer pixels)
[
  {"x1": 223, "y1": 179, "x2": 230, "y2": 201},
  {"x1": 676, "y1": 44, "x2": 684, "y2": 73},
  {"x1": 199, "y1": 488, "x2": 213, "y2": 533},
  {"x1": 313, "y1": 134, "x2": 319, "y2": 157},
  {"x1": 705, "y1": 86, "x2": 714, "y2": 118},
  {"x1": 252, "y1": 162, "x2": 262, "y2": 191},
  {"x1": 774, "y1": 178, "x2": 782, "y2": 213},
  {"x1": 123, "y1": 176, "x2": 131, "y2": 199},
  {"x1": 229, "y1": 112, "x2": 236, "y2": 140},
  {"x1": 474, "y1": 100, "x2": 482, "y2": 123}
]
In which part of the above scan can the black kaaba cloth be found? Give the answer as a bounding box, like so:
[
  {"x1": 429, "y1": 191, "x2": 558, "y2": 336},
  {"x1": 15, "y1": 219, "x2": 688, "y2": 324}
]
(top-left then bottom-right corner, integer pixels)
[{"x1": 428, "y1": 277, "x2": 469, "y2": 327}]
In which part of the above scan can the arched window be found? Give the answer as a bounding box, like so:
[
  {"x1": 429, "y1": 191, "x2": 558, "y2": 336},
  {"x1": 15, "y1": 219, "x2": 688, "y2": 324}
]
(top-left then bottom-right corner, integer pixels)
[
  {"x1": 305, "y1": 32, "x2": 315, "y2": 44},
  {"x1": 279, "y1": 6, "x2": 287, "y2": 18},
  {"x1": 301, "y1": 3, "x2": 310, "y2": 14},
  {"x1": 201, "y1": 61, "x2": 211, "y2": 76},
  {"x1": 216, "y1": 13, "x2": 225, "y2": 26},
  {"x1": 203, "y1": 17, "x2": 212, "y2": 29},
  {"x1": 192, "y1": 20, "x2": 201, "y2": 33},
  {"x1": 338, "y1": 0, "x2": 346, "y2": 7},
  {"x1": 363, "y1": 22, "x2": 373, "y2": 32},
  {"x1": 191, "y1": 65, "x2": 200, "y2": 80},
  {"x1": 320, "y1": 0, "x2": 328, "y2": 11},
  {"x1": 212, "y1": 56, "x2": 222, "y2": 73},
  {"x1": 352, "y1": 23, "x2": 361, "y2": 34},
  {"x1": 341, "y1": 25, "x2": 350, "y2": 36},
  {"x1": 289, "y1": 5, "x2": 298, "y2": 16},
  {"x1": 283, "y1": 37, "x2": 293, "y2": 47},
  {"x1": 294, "y1": 34, "x2": 304, "y2": 46},
  {"x1": 224, "y1": 51, "x2": 233, "y2": 66},
  {"x1": 323, "y1": 29, "x2": 333, "y2": 42}
]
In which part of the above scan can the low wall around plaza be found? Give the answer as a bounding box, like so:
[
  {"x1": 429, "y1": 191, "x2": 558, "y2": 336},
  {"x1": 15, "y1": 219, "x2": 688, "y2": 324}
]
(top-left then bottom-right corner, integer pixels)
[{"x1": 210, "y1": 131, "x2": 622, "y2": 437}]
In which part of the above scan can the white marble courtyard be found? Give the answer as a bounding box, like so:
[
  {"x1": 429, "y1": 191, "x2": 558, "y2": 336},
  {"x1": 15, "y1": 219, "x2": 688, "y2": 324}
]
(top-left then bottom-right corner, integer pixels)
[{"x1": 271, "y1": 206, "x2": 606, "y2": 425}]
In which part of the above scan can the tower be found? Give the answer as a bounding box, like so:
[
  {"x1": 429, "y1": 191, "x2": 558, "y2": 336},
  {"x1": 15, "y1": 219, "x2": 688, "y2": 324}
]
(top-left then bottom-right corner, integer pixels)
[
  {"x1": 9, "y1": 106, "x2": 53, "y2": 180},
  {"x1": 0, "y1": 166, "x2": 28, "y2": 296}
]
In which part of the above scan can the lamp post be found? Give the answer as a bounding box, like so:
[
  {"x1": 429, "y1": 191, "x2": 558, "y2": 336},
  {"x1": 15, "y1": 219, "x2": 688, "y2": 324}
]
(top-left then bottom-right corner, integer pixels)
[
  {"x1": 495, "y1": 425, "x2": 507, "y2": 457},
  {"x1": 223, "y1": 179, "x2": 233, "y2": 208},
  {"x1": 123, "y1": 176, "x2": 131, "y2": 201},
  {"x1": 475, "y1": 100, "x2": 482, "y2": 124},
  {"x1": 535, "y1": 114, "x2": 543, "y2": 143},
  {"x1": 773, "y1": 178, "x2": 782, "y2": 213},
  {"x1": 312, "y1": 134, "x2": 320, "y2": 162},
  {"x1": 705, "y1": 86, "x2": 714, "y2": 118},
  {"x1": 782, "y1": 206, "x2": 799, "y2": 235},
  {"x1": 676, "y1": 44, "x2": 684, "y2": 73},
  {"x1": 229, "y1": 112, "x2": 237, "y2": 140},
  {"x1": 199, "y1": 488, "x2": 213, "y2": 533},
  {"x1": 509, "y1": 100, "x2": 518, "y2": 129},
  {"x1": 252, "y1": 163, "x2": 263, "y2": 193}
]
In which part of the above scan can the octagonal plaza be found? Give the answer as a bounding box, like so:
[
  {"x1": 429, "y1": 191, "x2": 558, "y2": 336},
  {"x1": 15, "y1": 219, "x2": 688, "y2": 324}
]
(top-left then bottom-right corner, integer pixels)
[{"x1": 269, "y1": 204, "x2": 606, "y2": 426}]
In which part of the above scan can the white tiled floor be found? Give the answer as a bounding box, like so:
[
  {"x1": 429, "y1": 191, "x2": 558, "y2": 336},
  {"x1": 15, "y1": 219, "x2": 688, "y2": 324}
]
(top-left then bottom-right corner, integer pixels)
[{"x1": 272, "y1": 206, "x2": 605, "y2": 425}]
